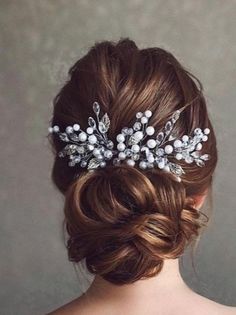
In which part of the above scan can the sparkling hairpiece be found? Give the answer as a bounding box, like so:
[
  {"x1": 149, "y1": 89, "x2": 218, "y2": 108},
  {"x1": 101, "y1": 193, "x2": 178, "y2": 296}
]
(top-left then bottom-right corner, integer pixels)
[{"x1": 48, "y1": 101, "x2": 211, "y2": 182}]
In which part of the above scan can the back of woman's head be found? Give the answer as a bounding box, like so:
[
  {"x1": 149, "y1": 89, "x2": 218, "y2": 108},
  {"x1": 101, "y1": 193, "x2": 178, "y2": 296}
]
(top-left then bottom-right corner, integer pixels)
[{"x1": 48, "y1": 38, "x2": 218, "y2": 285}]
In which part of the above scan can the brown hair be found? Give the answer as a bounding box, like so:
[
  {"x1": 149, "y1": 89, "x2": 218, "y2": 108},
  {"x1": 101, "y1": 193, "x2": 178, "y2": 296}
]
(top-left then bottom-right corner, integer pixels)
[{"x1": 48, "y1": 38, "x2": 218, "y2": 285}]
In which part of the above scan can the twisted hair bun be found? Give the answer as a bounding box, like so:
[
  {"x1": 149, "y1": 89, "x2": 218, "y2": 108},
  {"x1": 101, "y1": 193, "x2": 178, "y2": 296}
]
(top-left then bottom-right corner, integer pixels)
[
  {"x1": 64, "y1": 165, "x2": 206, "y2": 285},
  {"x1": 49, "y1": 38, "x2": 217, "y2": 285}
]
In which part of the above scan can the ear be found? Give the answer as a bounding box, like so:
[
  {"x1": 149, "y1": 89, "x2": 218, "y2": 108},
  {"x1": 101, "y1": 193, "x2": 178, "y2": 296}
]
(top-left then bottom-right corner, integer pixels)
[{"x1": 193, "y1": 189, "x2": 208, "y2": 209}]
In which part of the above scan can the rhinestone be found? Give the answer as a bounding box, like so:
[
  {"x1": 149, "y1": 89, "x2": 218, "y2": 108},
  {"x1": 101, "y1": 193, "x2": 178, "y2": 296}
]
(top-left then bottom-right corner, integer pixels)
[
  {"x1": 68, "y1": 161, "x2": 76, "y2": 167},
  {"x1": 156, "y1": 148, "x2": 164, "y2": 156},
  {"x1": 127, "y1": 128, "x2": 134, "y2": 135},
  {"x1": 124, "y1": 148, "x2": 132, "y2": 157},
  {"x1": 104, "y1": 150, "x2": 113, "y2": 159},
  {"x1": 66, "y1": 126, "x2": 73, "y2": 134},
  {"x1": 194, "y1": 128, "x2": 202, "y2": 135},
  {"x1": 133, "y1": 122, "x2": 142, "y2": 131},
  {"x1": 133, "y1": 153, "x2": 140, "y2": 161},
  {"x1": 182, "y1": 135, "x2": 189, "y2": 142},
  {"x1": 80, "y1": 160, "x2": 87, "y2": 167},
  {"x1": 202, "y1": 135, "x2": 208, "y2": 142},
  {"x1": 121, "y1": 127, "x2": 129, "y2": 134},
  {"x1": 48, "y1": 127, "x2": 54, "y2": 133},
  {"x1": 107, "y1": 140, "x2": 114, "y2": 149},
  {"x1": 77, "y1": 146, "x2": 85, "y2": 154},
  {"x1": 136, "y1": 112, "x2": 143, "y2": 119},
  {"x1": 113, "y1": 158, "x2": 121, "y2": 165}
]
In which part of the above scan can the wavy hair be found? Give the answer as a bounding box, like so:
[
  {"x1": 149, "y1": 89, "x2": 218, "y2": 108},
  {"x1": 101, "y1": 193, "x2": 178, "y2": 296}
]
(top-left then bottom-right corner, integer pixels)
[{"x1": 48, "y1": 38, "x2": 218, "y2": 285}]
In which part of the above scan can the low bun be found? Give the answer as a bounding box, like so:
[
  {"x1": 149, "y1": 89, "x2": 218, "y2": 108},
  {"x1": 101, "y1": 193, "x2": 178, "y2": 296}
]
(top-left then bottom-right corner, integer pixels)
[
  {"x1": 64, "y1": 165, "x2": 206, "y2": 285},
  {"x1": 49, "y1": 38, "x2": 217, "y2": 286}
]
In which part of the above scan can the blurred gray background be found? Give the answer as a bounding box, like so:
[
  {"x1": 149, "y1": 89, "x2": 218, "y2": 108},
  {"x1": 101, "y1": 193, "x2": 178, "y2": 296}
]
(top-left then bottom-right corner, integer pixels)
[{"x1": 0, "y1": 1, "x2": 236, "y2": 314}]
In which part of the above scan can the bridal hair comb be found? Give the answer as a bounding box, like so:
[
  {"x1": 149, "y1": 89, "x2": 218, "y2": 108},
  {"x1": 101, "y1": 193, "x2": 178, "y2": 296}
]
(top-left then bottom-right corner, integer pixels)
[{"x1": 48, "y1": 101, "x2": 211, "y2": 182}]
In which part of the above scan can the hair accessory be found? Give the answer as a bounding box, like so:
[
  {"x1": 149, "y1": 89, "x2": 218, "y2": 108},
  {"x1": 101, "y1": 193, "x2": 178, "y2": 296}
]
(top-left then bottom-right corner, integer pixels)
[{"x1": 48, "y1": 101, "x2": 211, "y2": 182}]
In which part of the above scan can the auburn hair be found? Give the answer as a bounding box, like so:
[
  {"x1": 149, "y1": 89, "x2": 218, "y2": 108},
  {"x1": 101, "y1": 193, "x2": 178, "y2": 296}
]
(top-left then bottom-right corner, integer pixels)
[{"x1": 48, "y1": 38, "x2": 218, "y2": 285}]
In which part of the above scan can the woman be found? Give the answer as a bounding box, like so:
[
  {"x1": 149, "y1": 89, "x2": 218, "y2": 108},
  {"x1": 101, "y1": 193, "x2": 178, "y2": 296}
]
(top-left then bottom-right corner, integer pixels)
[{"x1": 47, "y1": 38, "x2": 236, "y2": 314}]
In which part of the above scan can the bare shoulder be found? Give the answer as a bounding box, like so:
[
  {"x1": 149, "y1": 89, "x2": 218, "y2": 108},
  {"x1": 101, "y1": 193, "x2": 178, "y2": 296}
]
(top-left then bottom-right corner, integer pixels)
[
  {"x1": 187, "y1": 290, "x2": 236, "y2": 315},
  {"x1": 45, "y1": 294, "x2": 111, "y2": 315}
]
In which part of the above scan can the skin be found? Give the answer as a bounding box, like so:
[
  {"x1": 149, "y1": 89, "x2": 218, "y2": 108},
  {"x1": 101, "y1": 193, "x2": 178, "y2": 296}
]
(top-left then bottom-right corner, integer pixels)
[{"x1": 47, "y1": 192, "x2": 236, "y2": 315}]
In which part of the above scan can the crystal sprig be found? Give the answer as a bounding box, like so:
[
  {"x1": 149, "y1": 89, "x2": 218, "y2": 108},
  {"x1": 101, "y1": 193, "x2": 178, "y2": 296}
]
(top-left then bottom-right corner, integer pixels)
[{"x1": 48, "y1": 101, "x2": 211, "y2": 182}]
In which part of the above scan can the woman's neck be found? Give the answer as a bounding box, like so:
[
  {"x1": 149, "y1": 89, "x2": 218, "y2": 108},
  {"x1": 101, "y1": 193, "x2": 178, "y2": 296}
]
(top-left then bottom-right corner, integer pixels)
[{"x1": 84, "y1": 258, "x2": 190, "y2": 302}]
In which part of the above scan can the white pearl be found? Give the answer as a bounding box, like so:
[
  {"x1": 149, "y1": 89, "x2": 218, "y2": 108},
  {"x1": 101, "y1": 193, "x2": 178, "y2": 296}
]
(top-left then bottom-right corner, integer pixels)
[
  {"x1": 139, "y1": 161, "x2": 147, "y2": 169},
  {"x1": 204, "y1": 128, "x2": 210, "y2": 135},
  {"x1": 73, "y1": 124, "x2": 80, "y2": 131},
  {"x1": 196, "y1": 143, "x2": 202, "y2": 150},
  {"x1": 48, "y1": 127, "x2": 54, "y2": 133},
  {"x1": 86, "y1": 127, "x2": 94, "y2": 134},
  {"x1": 93, "y1": 148, "x2": 101, "y2": 156},
  {"x1": 164, "y1": 145, "x2": 173, "y2": 154},
  {"x1": 202, "y1": 135, "x2": 208, "y2": 142},
  {"x1": 116, "y1": 133, "x2": 125, "y2": 142},
  {"x1": 175, "y1": 153, "x2": 182, "y2": 160},
  {"x1": 147, "y1": 139, "x2": 157, "y2": 148},
  {"x1": 118, "y1": 152, "x2": 126, "y2": 160},
  {"x1": 131, "y1": 144, "x2": 140, "y2": 153},
  {"x1": 78, "y1": 132, "x2": 87, "y2": 142},
  {"x1": 158, "y1": 161, "x2": 165, "y2": 169},
  {"x1": 66, "y1": 126, "x2": 73, "y2": 133},
  {"x1": 144, "y1": 110, "x2": 152, "y2": 118},
  {"x1": 146, "y1": 126, "x2": 155, "y2": 136},
  {"x1": 164, "y1": 165, "x2": 170, "y2": 172},
  {"x1": 174, "y1": 139, "x2": 182, "y2": 148},
  {"x1": 141, "y1": 116, "x2": 148, "y2": 124},
  {"x1": 134, "y1": 131, "x2": 144, "y2": 141},
  {"x1": 88, "y1": 134, "x2": 97, "y2": 144},
  {"x1": 87, "y1": 144, "x2": 94, "y2": 151},
  {"x1": 136, "y1": 112, "x2": 143, "y2": 119},
  {"x1": 104, "y1": 150, "x2": 113, "y2": 159},
  {"x1": 147, "y1": 154, "x2": 155, "y2": 163},
  {"x1": 53, "y1": 125, "x2": 59, "y2": 132},
  {"x1": 117, "y1": 143, "x2": 126, "y2": 151},
  {"x1": 127, "y1": 159, "x2": 135, "y2": 166},
  {"x1": 182, "y1": 135, "x2": 189, "y2": 142}
]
